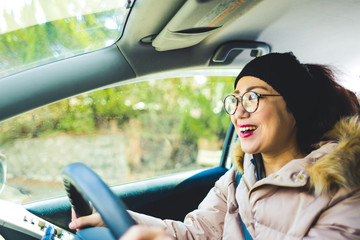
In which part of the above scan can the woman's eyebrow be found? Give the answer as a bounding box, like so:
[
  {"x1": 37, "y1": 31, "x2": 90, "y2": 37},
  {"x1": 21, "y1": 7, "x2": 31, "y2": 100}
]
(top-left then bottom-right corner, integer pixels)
[{"x1": 233, "y1": 85, "x2": 269, "y2": 94}]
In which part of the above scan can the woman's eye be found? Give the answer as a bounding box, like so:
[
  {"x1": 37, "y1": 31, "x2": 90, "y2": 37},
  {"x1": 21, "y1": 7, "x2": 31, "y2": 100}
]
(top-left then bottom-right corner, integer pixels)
[{"x1": 248, "y1": 93, "x2": 257, "y2": 101}]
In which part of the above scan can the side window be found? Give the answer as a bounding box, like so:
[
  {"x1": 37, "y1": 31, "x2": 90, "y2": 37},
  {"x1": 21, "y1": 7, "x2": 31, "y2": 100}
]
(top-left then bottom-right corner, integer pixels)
[{"x1": 0, "y1": 76, "x2": 234, "y2": 203}]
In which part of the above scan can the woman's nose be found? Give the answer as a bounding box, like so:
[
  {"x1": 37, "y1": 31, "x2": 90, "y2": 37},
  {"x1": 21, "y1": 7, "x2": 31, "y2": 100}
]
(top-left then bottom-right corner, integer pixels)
[{"x1": 233, "y1": 104, "x2": 250, "y2": 119}]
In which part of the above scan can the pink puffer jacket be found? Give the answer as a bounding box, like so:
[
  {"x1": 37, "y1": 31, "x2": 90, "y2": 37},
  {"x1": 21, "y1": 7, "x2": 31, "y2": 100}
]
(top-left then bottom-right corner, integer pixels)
[{"x1": 131, "y1": 117, "x2": 360, "y2": 239}]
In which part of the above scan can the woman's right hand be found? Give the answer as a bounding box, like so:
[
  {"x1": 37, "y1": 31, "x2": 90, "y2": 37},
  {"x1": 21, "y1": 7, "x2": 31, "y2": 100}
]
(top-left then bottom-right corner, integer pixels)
[
  {"x1": 68, "y1": 209, "x2": 173, "y2": 240},
  {"x1": 68, "y1": 208, "x2": 105, "y2": 231}
]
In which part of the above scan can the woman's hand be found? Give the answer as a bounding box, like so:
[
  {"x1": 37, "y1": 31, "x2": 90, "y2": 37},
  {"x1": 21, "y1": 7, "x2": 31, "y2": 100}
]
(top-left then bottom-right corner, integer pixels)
[
  {"x1": 68, "y1": 208, "x2": 172, "y2": 240},
  {"x1": 119, "y1": 225, "x2": 174, "y2": 240},
  {"x1": 68, "y1": 208, "x2": 105, "y2": 231}
]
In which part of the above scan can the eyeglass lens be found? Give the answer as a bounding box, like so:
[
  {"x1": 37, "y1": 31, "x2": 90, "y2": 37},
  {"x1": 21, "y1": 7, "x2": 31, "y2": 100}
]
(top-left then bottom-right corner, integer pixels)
[
  {"x1": 242, "y1": 92, "x2": 258, "y2": 113},
  {"x1": 224, "y1": 92, "x2": 259, "y2": 114},
  {"x1": 224, "y1": 95, "x2": 238, "y2": 114}
]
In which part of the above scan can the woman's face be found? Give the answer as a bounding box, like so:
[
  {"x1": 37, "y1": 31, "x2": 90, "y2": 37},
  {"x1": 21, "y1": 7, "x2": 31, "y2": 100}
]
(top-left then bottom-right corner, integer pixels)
[{"x1": 231, "y1": 76, "x2": 298, "y2": 156}]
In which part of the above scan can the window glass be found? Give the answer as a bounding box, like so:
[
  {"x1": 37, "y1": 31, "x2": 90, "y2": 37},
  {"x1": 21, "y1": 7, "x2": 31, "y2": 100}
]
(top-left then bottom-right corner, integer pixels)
[
  {"x1": 0, "y1": 76, "x2": 234, "y2": 203},
  {"x1": 0, "y1": 0, "x2": 131, "y2": 78}
]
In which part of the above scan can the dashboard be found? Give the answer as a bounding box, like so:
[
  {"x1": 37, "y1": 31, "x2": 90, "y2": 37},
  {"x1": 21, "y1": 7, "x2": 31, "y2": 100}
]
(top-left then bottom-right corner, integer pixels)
[{"x1": 0, "y1": 199, "x2": 74, "y2": 240}]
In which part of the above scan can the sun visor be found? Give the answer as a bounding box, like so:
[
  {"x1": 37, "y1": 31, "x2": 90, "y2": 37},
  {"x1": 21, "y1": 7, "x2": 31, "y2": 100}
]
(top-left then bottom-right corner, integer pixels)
[{"x1": 152, "y1": 0, "x2": 261, "y2": 51}]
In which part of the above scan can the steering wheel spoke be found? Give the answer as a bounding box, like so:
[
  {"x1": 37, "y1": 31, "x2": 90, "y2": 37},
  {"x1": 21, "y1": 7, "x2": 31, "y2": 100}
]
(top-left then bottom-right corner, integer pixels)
[{"x1": 62, "y1": 163, "x2": 136, "y2": 240}]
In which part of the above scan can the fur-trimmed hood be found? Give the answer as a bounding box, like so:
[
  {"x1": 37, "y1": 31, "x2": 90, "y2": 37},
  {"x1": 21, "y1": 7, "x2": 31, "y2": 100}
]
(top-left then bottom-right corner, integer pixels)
[{"x1": 232, "y1": 116, "x2": 360, "y2": 195}]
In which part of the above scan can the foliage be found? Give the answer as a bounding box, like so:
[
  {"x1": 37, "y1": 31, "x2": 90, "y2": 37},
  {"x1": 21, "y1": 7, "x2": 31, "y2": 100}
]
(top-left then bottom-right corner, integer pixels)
[
  {"x1": 0, "y1": 9, "x2": 121, "y2": 77},
  {"x1": 0, "y1": 76, "x2": 234, "y2": 149}
]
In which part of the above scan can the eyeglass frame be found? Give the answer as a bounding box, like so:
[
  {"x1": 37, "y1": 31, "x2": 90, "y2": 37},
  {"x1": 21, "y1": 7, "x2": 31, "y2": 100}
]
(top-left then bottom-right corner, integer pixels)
[{"x1": 223, "y1": 91, "x2": 281, "y2": 114}]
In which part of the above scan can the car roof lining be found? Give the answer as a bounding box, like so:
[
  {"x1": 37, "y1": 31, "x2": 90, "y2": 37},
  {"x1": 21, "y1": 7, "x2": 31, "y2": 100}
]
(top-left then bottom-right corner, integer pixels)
[{"x1": 118, "y1": 0, "x2": 360, "y2": 77}]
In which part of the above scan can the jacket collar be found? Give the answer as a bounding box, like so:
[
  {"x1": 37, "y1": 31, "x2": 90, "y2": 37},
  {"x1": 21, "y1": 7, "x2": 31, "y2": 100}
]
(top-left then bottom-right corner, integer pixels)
[{"x1": 232, "y1": 116, "x2": 360, "y2": 195}]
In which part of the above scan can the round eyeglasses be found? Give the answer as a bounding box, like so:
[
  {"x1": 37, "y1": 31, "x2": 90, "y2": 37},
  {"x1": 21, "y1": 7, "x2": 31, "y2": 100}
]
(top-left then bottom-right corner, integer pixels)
[{"x1": 223, "y1": 91, "x2": 281, "y2": 114}]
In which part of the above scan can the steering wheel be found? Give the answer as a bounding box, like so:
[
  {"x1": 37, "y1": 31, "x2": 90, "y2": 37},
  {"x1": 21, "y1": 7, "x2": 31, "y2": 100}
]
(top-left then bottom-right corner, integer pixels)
[{"x1": 62, "y1": 162, "x2": 136, "y2": 240}]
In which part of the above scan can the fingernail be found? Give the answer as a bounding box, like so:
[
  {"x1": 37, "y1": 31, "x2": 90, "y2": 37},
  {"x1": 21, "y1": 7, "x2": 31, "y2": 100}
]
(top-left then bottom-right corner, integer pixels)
[{"x1": 69, "y1": 221, "x2": 76, "y2": 229}]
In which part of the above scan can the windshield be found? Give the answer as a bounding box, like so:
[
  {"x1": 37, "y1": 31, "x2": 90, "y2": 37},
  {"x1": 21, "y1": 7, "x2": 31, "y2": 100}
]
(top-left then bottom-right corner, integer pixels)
[{"x1": 0, "y1": 0, "x2": 131, "y2": 78}]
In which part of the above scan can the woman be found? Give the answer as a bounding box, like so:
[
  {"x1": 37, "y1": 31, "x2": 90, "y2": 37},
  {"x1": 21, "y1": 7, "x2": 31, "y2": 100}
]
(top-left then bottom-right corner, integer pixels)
[{"x1": 69, "y1": 52, "x2": 360, "y2": 239}]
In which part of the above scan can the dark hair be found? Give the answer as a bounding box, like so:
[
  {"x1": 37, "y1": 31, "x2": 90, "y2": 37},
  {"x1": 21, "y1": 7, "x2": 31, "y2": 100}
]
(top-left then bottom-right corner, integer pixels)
[
  {"x1": 235, "y1": 52, "x2": 360, "y2": 154},
  {"x1": 298, "y1": 64, "x2": 359, "y2": 152}
]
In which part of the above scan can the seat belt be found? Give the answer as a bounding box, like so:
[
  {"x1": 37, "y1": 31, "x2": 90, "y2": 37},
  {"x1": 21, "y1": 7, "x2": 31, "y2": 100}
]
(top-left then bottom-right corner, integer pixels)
[{"x1": 236, "y1": 173, "x2": 253, "y2": 240}]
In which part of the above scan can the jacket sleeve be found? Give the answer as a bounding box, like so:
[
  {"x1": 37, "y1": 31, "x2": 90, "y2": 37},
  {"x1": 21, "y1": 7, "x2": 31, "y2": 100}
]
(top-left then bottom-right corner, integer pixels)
[
  {"x1": 129, "y1": 168, "x2": 237, "y2": 240},
  {"x1": 305, "y1": 188, "x2": 360, "y2": 239}
]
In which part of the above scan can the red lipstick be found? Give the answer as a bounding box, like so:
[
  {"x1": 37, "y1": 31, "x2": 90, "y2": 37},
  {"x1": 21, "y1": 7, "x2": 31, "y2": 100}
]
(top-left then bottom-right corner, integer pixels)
[{"x1": 238, "y1": 124, "x2": 257, "y2": 138}]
